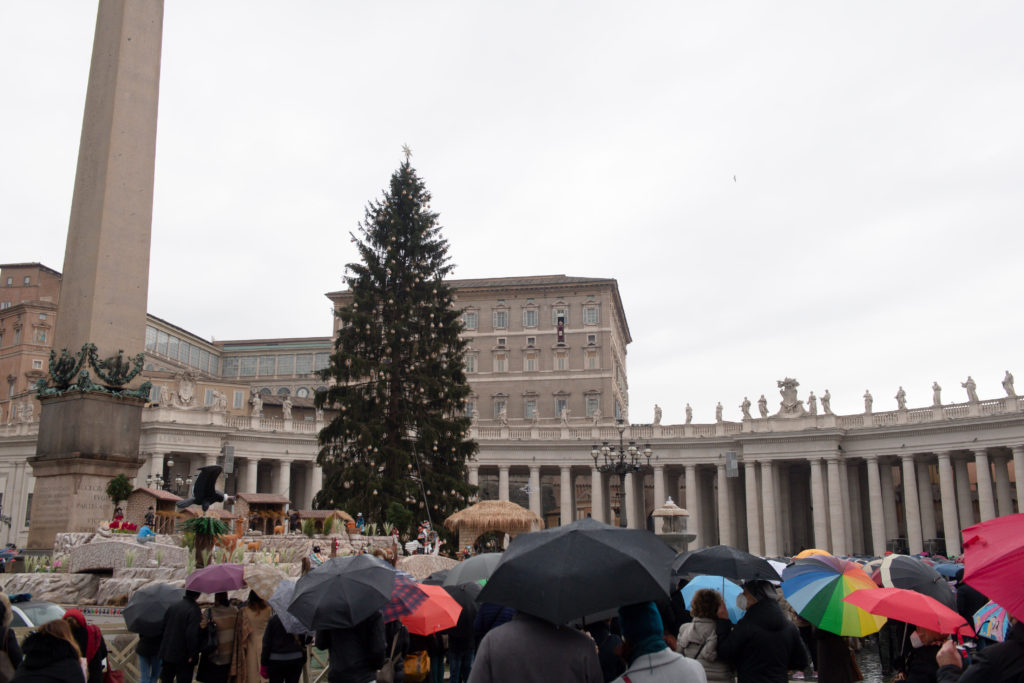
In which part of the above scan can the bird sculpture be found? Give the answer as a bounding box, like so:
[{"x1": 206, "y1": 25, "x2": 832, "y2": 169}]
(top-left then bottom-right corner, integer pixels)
[{"x1": 175, "y1": 465, "x2": 232, "y2": 512}]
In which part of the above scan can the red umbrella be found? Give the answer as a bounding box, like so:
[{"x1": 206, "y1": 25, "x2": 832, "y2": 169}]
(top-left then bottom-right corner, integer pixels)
[
  {"x1": 401, "y1": 583, "x2": 462, "y2": 636},
  {"x1": 843, "y1": 588, "x2": 975, "y2": 637},
  {"x1": 962, "y1": 513, "x2": 1024, "y2": 621}
]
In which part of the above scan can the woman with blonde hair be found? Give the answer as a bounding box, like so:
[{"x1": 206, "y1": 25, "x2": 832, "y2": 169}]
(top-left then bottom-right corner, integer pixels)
[
  {"x1": 13, "y1": 618, "x2": 86, "y2": 682},
  {"x1": 676, "y1": 589, "x2": 735, "y2": 682}
]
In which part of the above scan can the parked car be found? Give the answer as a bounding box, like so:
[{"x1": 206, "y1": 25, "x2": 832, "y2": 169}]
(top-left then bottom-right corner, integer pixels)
[{"x1": 8, "y1": 597, "x2": 66, "y2": 627}]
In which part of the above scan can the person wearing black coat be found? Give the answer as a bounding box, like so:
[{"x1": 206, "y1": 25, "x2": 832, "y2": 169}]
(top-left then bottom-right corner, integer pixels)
[
  {"x1": 260, "y1": 614, "x2": 311, "y2": 683},
  {"x1": 715, "y1": 580, "x2": 808, "y2": 683},
  {"x1": 937, "y1": 619, "x2": 1024, "y2": 683},
  {"x1": 158, "y1": 590, "x2": 203, "y2": 683},
  {"x1": 13, "y1": 624, "x2": 86, "y2": 683},
  {"x1": 0, "y1": 594, "x2": 24, "y2": 670},
  {"x1": 585, "y1": 619, "x2": 626, "y2": 683},
  {"x1": 314, "y1": 611, "x2": 386, "y2": 683}
]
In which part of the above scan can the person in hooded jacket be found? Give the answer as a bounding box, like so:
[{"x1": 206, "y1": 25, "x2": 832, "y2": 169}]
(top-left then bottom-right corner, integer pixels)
[
  {"x1": 715, "y1": 580, "x2": 808, "y2": 683},
  {"x1": 13, "y1": 618, "x2": 86, "y2": 683},
  {"x1": 0, "y1": 593, "x2": 24, "y2": 671},
  {"x1": 611, "y1": 602, "x2": 706, "y2": 683},
  {"x1": 63, "y1": 608, "x2": 108, "y2": 683}
]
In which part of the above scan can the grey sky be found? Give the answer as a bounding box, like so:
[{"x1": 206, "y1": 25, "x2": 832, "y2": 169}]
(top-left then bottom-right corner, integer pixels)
[{"x1": 2, "y1": 2, "x2": 1022, "y2": 422}]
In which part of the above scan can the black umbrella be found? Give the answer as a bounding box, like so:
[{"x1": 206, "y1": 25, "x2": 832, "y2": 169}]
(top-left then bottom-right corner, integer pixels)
[
  {"x1": 443, "y1": 580, "x2": 482, "y2": 608},
  {"x1": 288, "y1": 554, "x2": 396, "y2": 630},
  {"x1": 124, "y1": 583, "x2": 185, "y2": 637},
  {"x1": 476, "y1": 517, "x2": 675, "y2": 625},
  {"x1": 879, "y1": 555, "x2": 955, "y2": 609},
  {"x1": 442, "y1": 553, "x2": 503, "y2": 587},
  {"x1": 672, "y1": 545, "x2": 781, "y2": 582},
  {"x1": 421, "y1": 569, "x2": 450, "y2": 586}
]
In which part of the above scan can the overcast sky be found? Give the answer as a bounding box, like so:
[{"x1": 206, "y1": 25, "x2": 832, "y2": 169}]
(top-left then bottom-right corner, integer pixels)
[{"x1": 3, "y1": 2, "x2": 1023, "y2": 423}]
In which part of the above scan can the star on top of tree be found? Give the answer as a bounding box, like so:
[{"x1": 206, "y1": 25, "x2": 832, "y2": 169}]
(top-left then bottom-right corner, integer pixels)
[{"x1": 402, "y1": 144, "x2": 412, "y2": 161}]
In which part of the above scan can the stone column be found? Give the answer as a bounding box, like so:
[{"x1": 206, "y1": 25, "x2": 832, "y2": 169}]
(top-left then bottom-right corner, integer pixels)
[
  {"x1": 498, "y1": 465, "x2": 510, "y2": 502},
  {"x1": 653, "y1": 465, "x2": 666, "y2": 533},
  {"x1": 560, "y1": 466, "x2": 573, "y2": 526},
  {"x1": 150, "y1": 452, "x2": 165, "y2": 481},
  {"x1": 761, "y1": 461, "x2": 779, "y2": 557},
  {"x1": 826, "y1": 456, "x2": 847, "y2": 554},
  {"x1": 1014, "y1": 446, "x2": 1024, "y2": 514},
  {"x1": 809, "y1": 458, "x2": 828, "y2": 551},
  {"x1": 590, "y1": 467, "x2": 604, "y2": 523},
  {"x1": 848, "y1": 461, "x2": 865, "y2": 554},
  {"x1": 974, "y1": 449, "x2": 996, "y2": 521},
  {"x1": 993, "y1": 455, "x2": 1014, "y2": 518},
  {"x1": 901, "y1": 455, "x2": 923, "y2": 554},
  {"x1": 838, "y1": 461, "x2": 853, "y2": 555},
  {"x1": 528, "y1": 465, "x2": 541, "y2": 517},
  {"x1": 880, "y1": 460, "x2": 899, "y2": 543},
  {"x1": 204, "y1": 453, "x2": 218, "y2": 468},
  {"x1": 685, "y1": 464, "x2": 700, "y2": 548},
  {"x1": 307, "y1": 463, "x2": 323, "y2": 509},
  {"x1": 244, "y1": 458, "x2": 259, "y2": 494},
  {"x1": 717, "y1": 463, "x2": 733, "y2": 546},
  {"x1": 467, "y1": 463, "x2": 479, "y2": 488},
  {"x1": 936, "y1": 452, "x2": 960, "y2": 556},
  {"x1": 865, "y1": 455, "x2": 887, "y2": 557},
  {"x1": 917, "y1": 461, "x2": 938, "y2": 542},
  {"x1": 623, "y1": 473, "x2": 636, "y2": 529},
  {"x1": 744, "y1": 462, "x2": 762, "y2": 555},
  {"x1": 277, "y1": 459, "x2": 293, "y2": 503},
  {"x1": 954, "y1": 458, "x2": 974, "y2": 528}
]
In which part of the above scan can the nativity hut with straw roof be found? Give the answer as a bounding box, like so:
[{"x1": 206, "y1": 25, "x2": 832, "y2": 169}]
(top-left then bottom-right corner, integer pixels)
[{"x1": 444, "y1": 499, "x2": 543, "y2": 551}]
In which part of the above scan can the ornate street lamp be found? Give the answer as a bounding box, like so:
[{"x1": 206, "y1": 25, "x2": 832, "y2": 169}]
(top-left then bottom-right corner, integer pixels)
[
  {"x1": 591, "y1": 418, "x2": 652, "y2": 528},
  {"x1": 146, "y1": 474, "x2": 165, "y2": 490}
]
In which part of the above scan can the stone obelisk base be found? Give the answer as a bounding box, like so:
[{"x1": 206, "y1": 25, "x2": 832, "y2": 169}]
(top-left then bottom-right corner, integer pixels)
[{"x1": 26, "y1": 392, "x2": 144, "y2": 550}]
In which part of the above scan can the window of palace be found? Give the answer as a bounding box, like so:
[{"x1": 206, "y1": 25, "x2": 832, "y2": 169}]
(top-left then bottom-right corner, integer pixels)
[
  {"x1": 462, "y1": 310, "x2": 478, "y2": 330},
  {"x1": 552, "y1": 305, "x2": 569, "y2": 326},
  {"x1": 522, "y1": 308, "x2": 538, "y2": 328},
  {"x1": 526, "y1": 336, "x2": 536, "y2": 347},
  {"x1": 583, "y1": 304, "x2": 600, "y2": 325},
  {"x1": 465, "y1": 354, "x2": 477, "y2": 374},
  {"x1": 259, "y1": 356, "x2": 276, "y2": 376},
  {"x1": 493, "y1": 397, "x2": 507, "y2": 418},
  {"x1": 554, "y1": 350, "x2": 568, "y2": 371},
  {"x1": 239, "y1": 357, "x2": 258, "y2": 376},
  {"x1": 465, "y1": 399, "x2": 476, "y2": 417},
  {"x1": 585, "y1": 350, "x2": 599, "y2": 369},
  {"x1": 586, "y1": 394, "x2": 601, "y2": 417},
  {"x1": 233, "y1": 390, "x2": 244, "y2": 409},
  {"x1": 524, "y1": 351, "x2": 537, "y2": 372},
  {"x1": 555, "y1": 396, "x2": 569, "y2": 417},
  {"x1": 277, "y1": 355, "x2": 294, "y2": 376},
  {"x1": 493, "y1": 310, "x2": 508, "y2": 329},
  {"x1": 494, "y1": 352, "x2": 508, "y2": 373},
  {"x1": 295, "y1": 354, "x2": 314, "y2": 375},
  {"x1": 524, "y1": 398, "x2": 537, "y2": 419},
  {"x1": 314, "y1": 353, "x2": 330, "y2": 371},
  {"x1": 221, "y1": 357, "x2": 239, "y2": 377},
  {"x1": 277, "y1": 387, "x2": 290, "y2": 395}
]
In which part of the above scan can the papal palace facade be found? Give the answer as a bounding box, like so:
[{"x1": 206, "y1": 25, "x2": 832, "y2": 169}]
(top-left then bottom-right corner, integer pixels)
[{"x1": 0, "y1": 263, "x2": 1021, "y2": 555}]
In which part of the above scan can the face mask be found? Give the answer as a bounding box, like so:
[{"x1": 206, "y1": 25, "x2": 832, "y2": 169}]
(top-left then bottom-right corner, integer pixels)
[
  {"x1": 909, "y1": 632, "x2": 924, "y2": 649},
  {"x1": 736, "y1": 595, "x2": 748, "y2": 611}
]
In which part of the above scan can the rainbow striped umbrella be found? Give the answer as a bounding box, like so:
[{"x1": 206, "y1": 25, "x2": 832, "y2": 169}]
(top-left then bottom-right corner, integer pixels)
[
  {"x1": 973, "y1": 601, "x2": 1011, "y2": 642},
  {"x1": 782, "y1": 555, "x2": 887, "y2": 637}
]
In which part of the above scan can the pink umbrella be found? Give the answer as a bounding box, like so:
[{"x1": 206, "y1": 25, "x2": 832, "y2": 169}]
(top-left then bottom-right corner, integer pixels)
[{"x1": 185, "y1": 563, "x2": 245, "y2": 593}]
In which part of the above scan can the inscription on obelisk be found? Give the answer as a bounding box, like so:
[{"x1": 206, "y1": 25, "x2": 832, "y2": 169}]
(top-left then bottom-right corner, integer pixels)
[{"x1": 27, "y1": 0, "x2": 164, "y2": 549}]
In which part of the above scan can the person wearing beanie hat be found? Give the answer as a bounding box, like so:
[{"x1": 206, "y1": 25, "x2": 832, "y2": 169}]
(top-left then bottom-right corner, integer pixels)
[{"x1": 611, "y1": 602, "x2": 706, "y2": 683}]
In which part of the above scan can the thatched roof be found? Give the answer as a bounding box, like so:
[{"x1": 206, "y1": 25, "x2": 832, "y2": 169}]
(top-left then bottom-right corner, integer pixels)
[
  {"x1": 444, "y1": 499, "x2": 543, "y2": 534},
  {"x1": 294, "y1": 509, "x2": 355, "y2": 524},
  {"x1": 397, "y1": 554, "x2": 458, "y2": 580}
]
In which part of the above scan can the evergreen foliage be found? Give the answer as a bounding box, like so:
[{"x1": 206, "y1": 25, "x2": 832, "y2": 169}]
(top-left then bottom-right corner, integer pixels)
[
  {"x1": 315, "y1": 156, "x2": 478, "y2": 537},
  {"x1": 106, "y1": 473, "x2": 133, "y2": 510}
]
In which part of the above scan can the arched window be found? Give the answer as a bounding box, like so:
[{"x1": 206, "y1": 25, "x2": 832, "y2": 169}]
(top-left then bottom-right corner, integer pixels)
[{"x1": 277, "y1": 387, "x2": 291, "y2": 396}]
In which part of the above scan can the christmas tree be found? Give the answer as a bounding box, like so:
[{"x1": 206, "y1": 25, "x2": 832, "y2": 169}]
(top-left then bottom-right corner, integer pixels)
[{"x1": 314, "y1": 151, "x2": 478, "y2": 538}]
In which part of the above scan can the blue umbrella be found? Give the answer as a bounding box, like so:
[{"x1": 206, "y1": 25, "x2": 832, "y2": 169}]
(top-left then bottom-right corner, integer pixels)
[
  {"x1": 934, "y1": 563, "x2": 963, "y2": 579},
  {"x1": 680, "y1": 575, "x2": 745, "y2": 623}
]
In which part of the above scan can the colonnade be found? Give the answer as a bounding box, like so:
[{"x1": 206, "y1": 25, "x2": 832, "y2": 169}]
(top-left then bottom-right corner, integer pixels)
[
  {"x1": 471, "y1": 445, "x2": 1023, "y2": 557},
  {"x1": 137, "y1": 452, "x2": 323, "y2": 510}
]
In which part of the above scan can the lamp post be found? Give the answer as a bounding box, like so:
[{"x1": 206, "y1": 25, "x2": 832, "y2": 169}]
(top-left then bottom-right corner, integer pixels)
[{"x1": 591, "y1": 418, "x2": 652, "y2": 528}]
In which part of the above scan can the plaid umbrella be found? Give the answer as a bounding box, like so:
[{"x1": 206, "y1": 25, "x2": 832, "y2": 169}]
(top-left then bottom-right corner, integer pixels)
[{"x1": 381, "y1": 571, "x2": 429, "y2": 622}]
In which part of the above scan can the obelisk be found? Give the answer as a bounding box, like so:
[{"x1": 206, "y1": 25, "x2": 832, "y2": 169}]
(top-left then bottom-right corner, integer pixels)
[{"x1": 27, "y1": 0, "x2": 164, "y2": 549}]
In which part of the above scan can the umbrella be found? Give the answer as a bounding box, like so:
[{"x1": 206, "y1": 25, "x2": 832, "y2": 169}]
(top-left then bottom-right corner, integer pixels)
[
  {"x1": 477, "y1": 517, "x2": 675, "y2": 625},
  {"x1": 380, "y1": 572, "x2": 429, "y2": 623},
  {"x1": 680, "y1": 575, "x2": 745, "y2": 623},
  {"x1": 443, "y1": 553, "x2": 504, "y2": 587},
  {"x1": 288, "y1": 555, "x2": 396, "y2": 630},
  {"x1": 879, "y1": 555, "x2": 955, "y2": 608},
  {"x1": 421, "y1": 569, "x2": 450, "y2": 585},
  {"x1": 781, "y1": 556, "x2": 886, "y2": 637},
  {"x1": 794, "y1": 548, "x2": 832, "y2": 559},
  {"x1": 843, "y1": 587, "x2": 974, "y2": 636},
  {"x1": 185, "y1": 563, "x2": 246, "y2": 593},
  {"x1": 962, "y1": 512, "x2": 1024, "y2": 621},
  {"x1": 244, "y1": 564, "x2": 288, "y2": 600},
  {"x1": 401, "y1": 584, "x2": 463, "y2": 635},
  {"x1": 124, "y1": 583, "x2": 184, "y2": 637},
  {"x1": 268, "y1": 580, "x2": 312, "y2": 636},
  {"x1": 767, "y1": 560, "x2": 788, "y2": 582},
  {"x1": 673, "y1": 545, "x2": 781, "y2": 582},
  {"x1": 933, "y1": 563, "x2": 964, "y2": 580},
  {"x1": 973, "y1": 601, "x2": 1011, "y2": 642}
]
